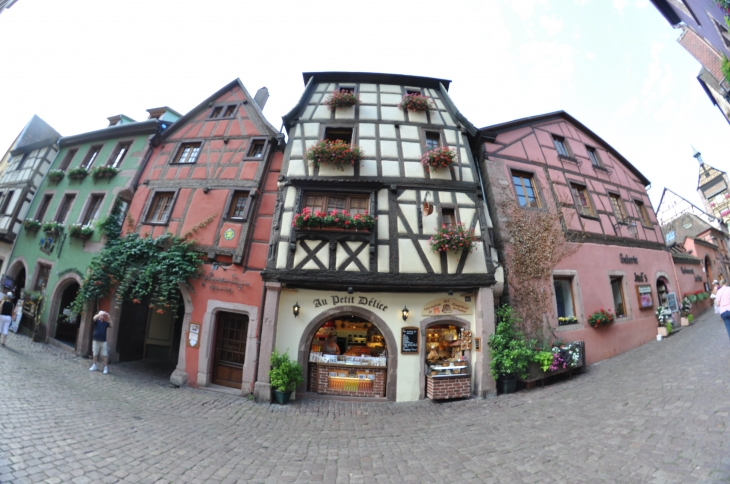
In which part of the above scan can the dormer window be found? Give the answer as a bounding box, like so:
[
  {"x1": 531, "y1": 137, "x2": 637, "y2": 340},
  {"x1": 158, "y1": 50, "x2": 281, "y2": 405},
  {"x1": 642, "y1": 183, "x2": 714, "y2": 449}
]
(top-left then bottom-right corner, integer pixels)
[
  {"x1": 324, "y1": 127, "x2": 353, "y2": 144},
  {"x1": 209, "y1": 104, "x2": 238, "y2": 119},
  {"x1": 552, "y1": 136, "x2": 570, "y2": 157},
  {"x1": 210, "y1": 107, "x2": 222, "y2": 118},
  {"x1": 248, "y1": 141, "x2": 265, "y2": 158}
]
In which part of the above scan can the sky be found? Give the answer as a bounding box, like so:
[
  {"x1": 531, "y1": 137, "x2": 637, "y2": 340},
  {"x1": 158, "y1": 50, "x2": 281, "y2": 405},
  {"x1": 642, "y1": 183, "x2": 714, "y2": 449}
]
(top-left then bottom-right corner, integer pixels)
[{"x1": 0, "y1": 0, "x2": 727, "y2": 210}]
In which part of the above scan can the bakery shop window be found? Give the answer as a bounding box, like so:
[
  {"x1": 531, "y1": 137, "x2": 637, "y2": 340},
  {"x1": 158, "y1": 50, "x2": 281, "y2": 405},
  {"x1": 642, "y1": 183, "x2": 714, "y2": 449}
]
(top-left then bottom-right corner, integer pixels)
[
  {"x1": 425, "y1": 324, "x2": 472, "y2": 400},
  {"x1": 308, "y1": 317, "x2": 387, "y2": 398}
]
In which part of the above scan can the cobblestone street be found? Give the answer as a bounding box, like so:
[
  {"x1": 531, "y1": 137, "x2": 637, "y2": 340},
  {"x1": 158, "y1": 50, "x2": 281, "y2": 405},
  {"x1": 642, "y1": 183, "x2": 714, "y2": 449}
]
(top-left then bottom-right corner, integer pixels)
[{"x1": 1, "y1": 309, "x2": 729, "y2": 483}]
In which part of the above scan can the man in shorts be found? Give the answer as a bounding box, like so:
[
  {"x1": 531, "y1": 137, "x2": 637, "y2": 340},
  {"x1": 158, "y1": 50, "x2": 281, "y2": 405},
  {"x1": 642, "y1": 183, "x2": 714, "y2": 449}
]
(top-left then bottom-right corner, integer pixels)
[
  {"x1": 0, "y1": 292, "x2": 15, "y2": 346},
  {"x1": 90, "y1": 311, "x2": 112, "y2": 374}
]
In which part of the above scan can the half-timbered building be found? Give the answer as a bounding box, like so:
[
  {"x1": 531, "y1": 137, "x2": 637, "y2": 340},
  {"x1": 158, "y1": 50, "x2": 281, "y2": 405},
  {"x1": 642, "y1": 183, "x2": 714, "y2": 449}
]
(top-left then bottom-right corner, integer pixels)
[
  {"x1": 255, "y1": 72, "x2": 501, "y2": 402},
  {"x1": 123, "y1": 79, "x2": 284, "y2": 392}
]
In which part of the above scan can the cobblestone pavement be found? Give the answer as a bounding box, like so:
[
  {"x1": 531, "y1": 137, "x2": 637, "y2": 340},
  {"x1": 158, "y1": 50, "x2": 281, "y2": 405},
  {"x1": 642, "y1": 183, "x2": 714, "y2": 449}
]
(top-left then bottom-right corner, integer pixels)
[{"x1": 2, "y1": 309, "x2": 730, "y2": 484}]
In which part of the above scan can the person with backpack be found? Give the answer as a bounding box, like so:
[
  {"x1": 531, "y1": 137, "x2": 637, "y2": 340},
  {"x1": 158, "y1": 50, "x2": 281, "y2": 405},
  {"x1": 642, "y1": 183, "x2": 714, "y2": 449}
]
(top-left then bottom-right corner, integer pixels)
[{"x1": 0, "y1": 292, "x2": 15, "y2": 346}]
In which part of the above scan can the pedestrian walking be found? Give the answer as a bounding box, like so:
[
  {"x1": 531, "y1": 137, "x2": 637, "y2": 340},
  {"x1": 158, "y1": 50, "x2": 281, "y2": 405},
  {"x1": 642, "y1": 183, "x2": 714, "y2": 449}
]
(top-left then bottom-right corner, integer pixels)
[
  {"x1": 716, "y1": 281, "x2": 730, "y2": 340},
  {"x1": 0, "y1": 292, "x2": 15, "y2": 346},
  {"x1": 90, "y1": 311, "x2": 112, "y2": 374}
]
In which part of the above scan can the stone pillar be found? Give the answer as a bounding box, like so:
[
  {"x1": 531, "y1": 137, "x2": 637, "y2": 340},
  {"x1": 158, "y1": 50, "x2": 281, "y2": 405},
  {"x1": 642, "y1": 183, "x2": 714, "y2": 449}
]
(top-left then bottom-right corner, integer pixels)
[
  {"x1": 474, "y1": 286, "x2": 496, "y2": 398},
  {"x1": 170, "y1": 293, "x2": 193, "y2": 388},
  {"x1": 75, "y1": 301, "x2": 95, "y2": 358},
  {"x1": 253, "y1": 282, "x2": 281, "y2": 402}
]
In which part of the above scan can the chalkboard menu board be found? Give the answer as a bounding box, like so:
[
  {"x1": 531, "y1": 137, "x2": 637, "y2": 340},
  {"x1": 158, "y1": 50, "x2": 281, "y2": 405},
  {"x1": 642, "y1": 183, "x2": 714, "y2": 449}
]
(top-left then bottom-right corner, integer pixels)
[
  {"x1": 666, "y1": 292, "x2": 679, "y2": 313},
  {"x1": 401, "y1": 327, "x2": 419, "y2": 354}
]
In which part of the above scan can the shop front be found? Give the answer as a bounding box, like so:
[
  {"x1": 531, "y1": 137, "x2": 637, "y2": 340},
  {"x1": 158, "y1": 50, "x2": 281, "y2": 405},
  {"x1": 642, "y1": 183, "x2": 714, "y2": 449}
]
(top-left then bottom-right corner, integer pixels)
[{"x1": 266, "y1": 288, "x2": 495, "y2": 402}]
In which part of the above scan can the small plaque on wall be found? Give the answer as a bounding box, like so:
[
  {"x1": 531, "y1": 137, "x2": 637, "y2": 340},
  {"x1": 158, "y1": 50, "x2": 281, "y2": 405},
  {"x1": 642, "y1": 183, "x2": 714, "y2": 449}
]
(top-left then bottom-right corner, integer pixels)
[
  {"x1": 401, "y1": 327, "x2": 419, "y2": 354},
  {"x1": 187, "y1": 323, "x2": 201, "y2": 348},
  {"x1": 474, "y1": 337, "x2": 481, "y2": 352},
  {"x1": 635, "y1": 285, "x2": 654, "y2": 309}
]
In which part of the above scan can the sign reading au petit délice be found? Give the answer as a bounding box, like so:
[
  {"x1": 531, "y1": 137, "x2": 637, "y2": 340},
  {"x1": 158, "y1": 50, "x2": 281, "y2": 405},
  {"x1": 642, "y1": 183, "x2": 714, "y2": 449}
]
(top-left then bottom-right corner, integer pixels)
[
  {"x1": 421, "y1": 298, "x2": 473, "y2": 316},
  {"x1": 312, "y1": 295, "x2": 388, "y2": 312},
  {"x1": 401, "y1": 327, "x2": 419, "y2": 354}
]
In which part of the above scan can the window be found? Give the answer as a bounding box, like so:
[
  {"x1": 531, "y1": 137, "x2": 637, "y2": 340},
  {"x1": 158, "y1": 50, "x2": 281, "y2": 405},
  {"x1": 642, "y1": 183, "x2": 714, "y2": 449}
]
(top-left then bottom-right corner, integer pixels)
[
  {"x1": 552, "y1": 135, "x2": 570, "y2": 157},
  {"x1": 610, "y1": 276, "x2": 626, "y2": 317},
  {"x1": 35, "y1": 194, "x2": 53, "y2": 221},
  {"x1": 554, "y1": 278, "x2": 576, "y2": 322},
  {"x1": 710, "y1": 16, "x2": 730, "y2": 49},
  {"x1": 609, "y1": 194, "x2": 627, "y2": 222},
  {"x1": 58, "y1": 149, "x2": 77, "y2": 171},
  {"x1": 209, "y1": 105, "x2": 238, "y2": 119},
  {"x1": 323, "y1": 127, "x2": 353, "y2": 144},
  {"x1": 228, "y1": 191, "x2": 249, "y2": 219},
  {"x1": 81, "y1": 145, "x2": 103, "y2": 169},
  {"x1": 425, "y1": 132, "x2": 440, "y2": 151},
  {"x1": 441, "y1": 207, "x2": 456, "y2": 226},
  {"x1": 512, "y1": 172, "x2": 540, "y2": 208},
  {"x1": 15, "y1": 153, "x2": 30, "y2": 171},
  {"x1": 146, "y1": 192, "x2": 175, "y2": 223},
  {"x1": 80, "y1": 194, "x2": 104, "y2": 226},
  {"x1": 247, "y1": 140, "x2": 265, "y2": 159},
  {"x1": 54, "y1": 194, "x2": 76, "y2": 223},
  {"x1": 406, "y1": 89, "x2": 421, "y2": 95},
  {"x1": 0, "y1": 191, "x2": 14, "y2": 215},
  {"x1": 107, "y1": 141, "x2": 132, "y2": 168},
  {"x1": 634, "y1": 200, "x2": 651, "y2": 227},
  {"x1": 570, "y1": 184, "x2": 594, "y2": 217},
  {"x1": 173, "y1": 143, "x2": 201, "y2": 164},
  {"x1": 304, "y1": 193, "x2": 369, "y2": 216},
  {"x1": 665, "y1": 231, "x2": 675, "y2": 243},
  {"x1": 586, "y1": 147, "x2": 601, "y2": 167},
  {"x1": 339, "y1": 86, "x2": 355, "y2": 94},
  {"x1": 34, "y1": 264, "x2": 52, "y2": 292}
]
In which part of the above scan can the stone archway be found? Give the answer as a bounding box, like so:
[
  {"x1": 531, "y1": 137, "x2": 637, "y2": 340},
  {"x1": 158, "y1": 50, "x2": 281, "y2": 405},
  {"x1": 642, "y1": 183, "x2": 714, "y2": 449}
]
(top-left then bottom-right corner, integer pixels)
[
  {"x1": 6, "y1": 258, "x2": 27, "y2": 300},
  {"x1": 705, "y1": 256, "x2": 713, "y2": 284},
  {"x1": 47, "y1": 274, "x2": 83, "y2": 348},
  {"x1": 418, "y1": 316, "x2": 472, "y2": 399},
  {"x1": 298, "y1": 306, "x2": 398, "y2": 401}
]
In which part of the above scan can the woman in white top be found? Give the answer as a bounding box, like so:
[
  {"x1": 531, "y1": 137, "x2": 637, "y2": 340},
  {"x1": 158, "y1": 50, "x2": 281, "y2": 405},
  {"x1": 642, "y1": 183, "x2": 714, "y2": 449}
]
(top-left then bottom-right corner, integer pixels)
[{"x1": 715, "y1": 281, "x2": 730, "y2": 340}]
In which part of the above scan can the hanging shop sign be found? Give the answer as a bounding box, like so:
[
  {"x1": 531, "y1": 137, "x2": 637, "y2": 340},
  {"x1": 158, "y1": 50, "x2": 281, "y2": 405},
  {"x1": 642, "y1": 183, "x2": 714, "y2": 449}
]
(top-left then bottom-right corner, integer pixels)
[
  {"x1": 635, "y1": 284, "x2": 654, "y2": 309},
  {"x1": 401, "y1": 327, "x2": 419, "y2": 354},
  {"x1": 421, "y1": 298, "x2": 473, "y2": 316},
  {"x1": 666, "y1": 292, "x2": 679, "y2": 313},
  {"x1": 619, "y1": 253, "x2": 638, "y2": 264},
  {"x1": 312, "y1": 295, "x2": 388, "y2": 312}
]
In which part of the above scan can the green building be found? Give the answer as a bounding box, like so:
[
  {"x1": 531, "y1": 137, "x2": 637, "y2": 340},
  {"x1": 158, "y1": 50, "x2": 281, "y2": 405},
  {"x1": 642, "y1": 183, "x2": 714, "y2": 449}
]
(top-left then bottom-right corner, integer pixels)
[{"x1": 6, "y1": 108, "x2": 180, "y2": 352}]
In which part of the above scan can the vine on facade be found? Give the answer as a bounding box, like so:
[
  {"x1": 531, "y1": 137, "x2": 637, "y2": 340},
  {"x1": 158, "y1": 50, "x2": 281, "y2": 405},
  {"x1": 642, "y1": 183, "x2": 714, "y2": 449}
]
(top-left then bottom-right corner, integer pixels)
[{"x1": 500, "y1": 196, "x2": 582, "y2": 342}]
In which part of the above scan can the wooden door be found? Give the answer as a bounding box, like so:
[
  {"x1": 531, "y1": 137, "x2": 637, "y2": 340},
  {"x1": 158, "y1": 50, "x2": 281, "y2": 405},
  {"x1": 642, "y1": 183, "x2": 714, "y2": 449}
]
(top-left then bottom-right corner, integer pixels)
[{"x1": 212, "y1": 312, "x2": 249, "y2": 389}]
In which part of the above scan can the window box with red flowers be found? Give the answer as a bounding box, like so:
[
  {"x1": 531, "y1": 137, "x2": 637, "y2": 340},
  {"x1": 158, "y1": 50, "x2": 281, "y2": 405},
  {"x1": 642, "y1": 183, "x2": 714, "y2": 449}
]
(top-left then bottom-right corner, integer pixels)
[
  {"x1": 429, "y1": 223, "x2": 476, "y2": 254},
  {"x1": 587, "y1": 308, "x2": 615, "y2": 328},
  {"x1": 398, "y1": 93, "x2": 434, "y2": 113},
  {"x1": 323, "y1": 90, "x2": 360, "y2": 110},
  {"x1": 420, "y1": 147, "x2": 456, "y2": 172},
  {"x1": 306, "y1": 140, "x2": 364, "y2": 171},
  {"x1": 292, "y1": 207, "x2": 375, "y2": 232}
]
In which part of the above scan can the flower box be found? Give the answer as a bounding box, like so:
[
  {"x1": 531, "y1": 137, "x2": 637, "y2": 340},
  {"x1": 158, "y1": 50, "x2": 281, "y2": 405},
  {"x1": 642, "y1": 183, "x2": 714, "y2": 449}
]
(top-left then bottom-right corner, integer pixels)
[
  {"x1": 323, "y1": 90, "x2": 360, "y2": 110},
  {"x1": 68, "y1": 224, "x2": 94, "y2": 240},
  {"x1": 520, "y1": 341, "x2": 585, "y2": 386},
  {"x1": 90, "y1": 166, "x2": 119, "y2": 181},
  {"x1": 420, "y1": 147, "x2": 456, "y2": 172},
  {"x1": 557, "y1": 316, "x2": 578, "y2": 326},
  {"x1": 23, "y1": 219, "x2": 41, "y2": 233},
  {"x1": 292, "y1": 208, "x2": 375, "y2": 231},
  {"x1": 429, "y1": 223, "x2": 476, "y2": 254},
  {"x1": 305, "y1": 140, "x2": 364, "y2": 170},
  {"x1": 41, "y1": 221, "x2": 64, "y2": 235},
  {"x1": 398, "y1": 93, "x2": 434, "y2": 113},
  {"x1": 588, "y1": 308, "x2": 614, "y2": 328},
  {"x1": 46, "y1": 170, "x2": 65, "y2": 183},
  {"x1": 67, "y1": 167, "x2": 89, "y2": 180}
]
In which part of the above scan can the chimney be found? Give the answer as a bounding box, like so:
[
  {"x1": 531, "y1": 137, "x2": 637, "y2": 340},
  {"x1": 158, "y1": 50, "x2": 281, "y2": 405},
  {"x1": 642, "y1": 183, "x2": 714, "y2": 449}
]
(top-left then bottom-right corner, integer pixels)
[{"x1": 254, "y1": 87, "x2": 269, "y2": 111}]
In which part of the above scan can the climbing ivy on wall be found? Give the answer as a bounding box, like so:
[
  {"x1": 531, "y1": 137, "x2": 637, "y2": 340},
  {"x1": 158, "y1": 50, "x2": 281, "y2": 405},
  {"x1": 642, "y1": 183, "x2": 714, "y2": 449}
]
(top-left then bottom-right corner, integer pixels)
[{"x1": 71, "y1": 199, "x2": 204, "y2": 314}]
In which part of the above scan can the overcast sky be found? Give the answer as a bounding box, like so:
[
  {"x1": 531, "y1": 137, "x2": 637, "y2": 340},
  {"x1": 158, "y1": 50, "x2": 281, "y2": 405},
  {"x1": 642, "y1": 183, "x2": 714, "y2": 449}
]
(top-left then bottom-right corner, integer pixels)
[{"x1": 0, "y1": 0, "x2": 726, "y2": 209}]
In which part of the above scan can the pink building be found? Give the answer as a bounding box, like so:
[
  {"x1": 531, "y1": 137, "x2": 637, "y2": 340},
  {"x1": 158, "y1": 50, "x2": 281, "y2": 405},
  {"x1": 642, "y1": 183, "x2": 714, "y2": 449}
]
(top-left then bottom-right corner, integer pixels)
[{"x1": 478, "y1": 111, "x2": 679, "y2": 365}]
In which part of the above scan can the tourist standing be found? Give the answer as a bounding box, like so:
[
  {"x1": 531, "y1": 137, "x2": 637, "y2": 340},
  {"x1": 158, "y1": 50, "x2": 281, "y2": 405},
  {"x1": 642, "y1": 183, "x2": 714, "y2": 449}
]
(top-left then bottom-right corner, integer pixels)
[
  {"x1": 716, "y1": 281, "x2": 730, "y2": 340},
  {"x1": 0, "y1": 292, "x2": 15, "y2": 346},
  {"x1": 90, "y1": 311, "x2": 112, "y2": 374}
]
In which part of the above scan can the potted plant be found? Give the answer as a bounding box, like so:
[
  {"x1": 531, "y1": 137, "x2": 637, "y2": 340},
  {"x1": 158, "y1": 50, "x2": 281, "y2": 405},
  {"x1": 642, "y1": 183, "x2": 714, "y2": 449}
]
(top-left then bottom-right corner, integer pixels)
[
  {"x1": 305, "y1": 140, "x2": 364, "y2": 170},
  {"x1": 420, "y1": 146, "x2": 456, "y2": 172},
  {"x1": 656, "y1": 306, "x2": 673, "y2": 337},
  {"x1": 67, "y1": 223, "x2": 94, "y2": 241},
  {"x1": 41, "y1": 221, "x2": 63, "y2": 236},
  {"x1": 268, "y1": 348, "x2": 303, "y2": 404},
  {"x1": 90, "y1": 166, "x2": 119, "y2": 181},
  {"x1": 46, "y1": 169, "x2": 65, "y2": 183},
  {"x1": 680, "y1": 296, "x2": 692, "y2": 326},
  {"x1": 291, "y1": 207, "x2": 375, "y2": 231},
  {"x1": 488, "y1": 305, "x2": 535, "y2": 394},
  {"x1": 67, "y1": 166, "x2": 89, "y2": 180},
  {"x1": 23, "y1": 219, "x2": 41, "y2": 234},
  {"x1": 587, "y1": 308, "x2": 615, "y2": 328},
  {"x1": 323, "y1": 90, "x2": 360, "y2": 110},
  {"x1": 398, "y1": 93, "x2": 434, "y2": 113},
  {"x1": 429, "y1": 223, "x2": 476, "y2": 254},
  {"x1": 557, "y1": 316, "x2": 578, "y2": 326}
]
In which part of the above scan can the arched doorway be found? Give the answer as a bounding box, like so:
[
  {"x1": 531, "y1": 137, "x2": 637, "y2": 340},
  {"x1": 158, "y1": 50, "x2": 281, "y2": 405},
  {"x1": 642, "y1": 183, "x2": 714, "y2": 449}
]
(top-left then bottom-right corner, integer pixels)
[
  {"x1": 5, "y1": 261, "x2": 27, "y2": 334},
  {"x1": 705, "y1": 256, "x2": 714, "y2": 284},
  {"x1": 53, "y1": 281, "x2": 81, "y2": 348},
  {"x1": 298, "y1": 306, "x2": 398, "y2": 400},
  {"x1": 657, "y1": 276, "x2": 670, "y2": 308}
]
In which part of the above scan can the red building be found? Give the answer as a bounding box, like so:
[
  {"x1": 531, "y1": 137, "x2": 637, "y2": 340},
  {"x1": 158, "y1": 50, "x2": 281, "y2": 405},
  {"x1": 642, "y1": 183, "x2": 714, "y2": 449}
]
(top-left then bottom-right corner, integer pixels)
[{"x1": 116, "y1": 79, "x2": 283, "y2": 392}]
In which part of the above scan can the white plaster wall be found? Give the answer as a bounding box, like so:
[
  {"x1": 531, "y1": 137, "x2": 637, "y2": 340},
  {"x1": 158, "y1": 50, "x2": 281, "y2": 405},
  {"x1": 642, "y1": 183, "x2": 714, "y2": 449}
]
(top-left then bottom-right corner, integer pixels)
[{"x1": 276, "y1": 288, "x2": 476, "y2": 402}]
